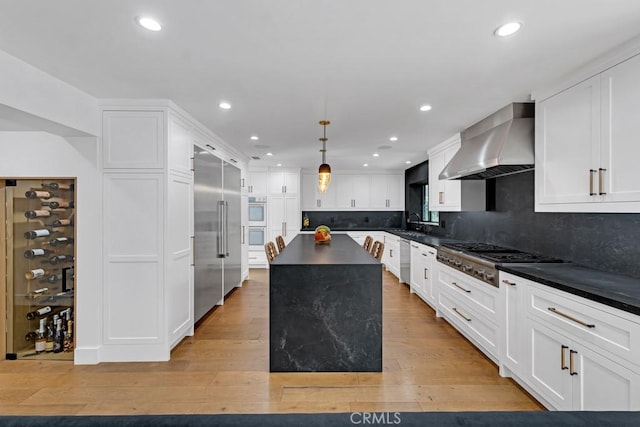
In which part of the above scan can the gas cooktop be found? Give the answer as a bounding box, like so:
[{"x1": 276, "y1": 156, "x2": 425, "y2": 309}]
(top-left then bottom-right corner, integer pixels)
[{"x1": 441, "y1": 242, "x2": 563, "y2": 264}]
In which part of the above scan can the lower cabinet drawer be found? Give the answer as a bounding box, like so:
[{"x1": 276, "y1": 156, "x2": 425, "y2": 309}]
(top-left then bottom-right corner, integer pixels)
[
  {"x1": 438, "y1": 264, "x2": 498, "y2": 321},
  {"x1": 248, "y1": 251, "x2": 267, "y2": 264},
  {"x1": 439, "y1": 287, "x2": 499, "y2": 360},
  {"x1": 525, "y1": 280, "x2": 640, "y2": 368}
]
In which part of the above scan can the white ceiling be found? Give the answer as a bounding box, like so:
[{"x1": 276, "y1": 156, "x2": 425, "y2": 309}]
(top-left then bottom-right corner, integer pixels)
[{"x1": 2, "y1": 1, "x2": 640, "y2": 171}]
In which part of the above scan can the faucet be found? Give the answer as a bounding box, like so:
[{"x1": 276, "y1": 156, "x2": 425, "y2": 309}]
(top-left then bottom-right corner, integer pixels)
[{"x1": 408, "y1": 212, "x2": 422, "y2": 222}]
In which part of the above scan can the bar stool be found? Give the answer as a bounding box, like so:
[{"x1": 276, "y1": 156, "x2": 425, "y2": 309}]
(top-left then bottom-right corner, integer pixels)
[
  {"x1": 265, "y1": 241, "x2": 278, "y2": 264},
  {"x1": 363, "y1": 235, "x2": 373, "y2": 252},
  {"x1": 371, "y1": 240, "x2": 384, "y2": 261},
  {"x1": 275, "y1": 235, "x2": 286, "y2": 253}
]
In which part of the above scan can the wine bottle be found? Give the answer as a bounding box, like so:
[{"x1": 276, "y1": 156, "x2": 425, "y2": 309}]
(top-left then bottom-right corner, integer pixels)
[
  {"x1": 47, "y1": 218, "x2": 73, "y2": 227},
  {"x1": 26, "y1": 287, "x2": 49, "y2": 299},
  {"x1": 65, "y1": 318, "x2": 74, "y2": 352},
  {"x1": 25, "y1": 268, "x2": 46, "y2": 280},
  {"x1": 24, "y1": 209, "x2": 52, "y2": 219},
  {"x1": 35, "y1": 319, "x2": 46, "y2": 353},
  {"x1": 24, "y1": 228, "x2": 53, "y2": 239},
  {"x1": 24, "y1": 248, "x2": 50, "y2": 259},
  {"x1": 49, "y1": 237, "x2": 73, "y2": 246},
  {"x1": 25, "y1": 190, "x2": 54, "y2": 199},
  {"x1": 42, "y1": 182, "x2": 73, "y2": 191},
  {"x1": 25, "y1": 330, "x2": 38, "y2": 341},
  {"x1": 42, "y1": 201, "x2": 74, "y2": 209},
  {"x1": 48, "y1": 255, "x2": 74, "y2": 264},
  {"x1": 45, "y1": 322, "x2": 54, "y2": 353},
  {"x1": 53, "y1": 319, "x2": 64, "y2": 353},
  {"x1": 26, "y1": 306, "x2": 52, "y2": 320}
]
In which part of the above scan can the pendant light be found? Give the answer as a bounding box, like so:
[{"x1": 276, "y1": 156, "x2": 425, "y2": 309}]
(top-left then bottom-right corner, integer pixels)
[{"x1": 318, "y1": 120, "x2": 331, "y2": 193}]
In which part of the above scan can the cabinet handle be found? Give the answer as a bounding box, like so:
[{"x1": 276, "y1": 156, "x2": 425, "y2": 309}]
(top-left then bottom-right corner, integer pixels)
[
  {"x1": 282, "y1": 185, "x2": 285, "y2": 193},
  {"x1": 561, "y1": 345, "x2": 568, "y2": 370},
  {"x1": 284, "y1": 222, "x2": 287, "y2": 237},
  {"x1": 452, "y1": 281, "x2": 471, "y2": 293},
  {"x1": 502, "y1": 279, "x2": 516, "y2": 286},
  {"x1": 452, "y1": 307, "x2": 472, "y2": 322},
  {"x1": 284, "y1": 185, "x2": 287, "y2": 193},
  {"x1": 317, "y1": 199, "x2": 320, "y2": 208},
  {"x1": 190, "y1": 157, "x2": 195, "y2": 172},
  {"x1": 424, "y1": 268, "x2": 428, "y2": 280},
  {"x1": 190, "y1": 236, "x2": 195, "y2": 266},
  {"x1": 569, "y1": 350, "x2": 578, "y2": 376},
  {"x1": 411, "y1": 244, "x2": 418, "y2": 248},
  {"x1": 439, "y1": 191, "x2": 444, "y2": 204},
  {"x1": 421, "y1": 253, "x2": 427, "y2": 257},
  {"x1": 241, "y1": 226, "x2": 245, "y2": 244},
  {"x1": 206, "y1": 144, "x2": 216, "y2": 151},
  {"x1": 598, "y1": 168, "x2": 607, "y2": 195},
  {"x1": 589, "y1": 169, "x2": 597, "y2": 196},
  {"x1": 548, "y1": 307, "x2": 595, "y2": 328},
  {"x1": 282, "y1": 222, "x2": 285, "y2": 237},
  {"x1": 390, "y1": 249, "x2": 393, "y2": 257}
]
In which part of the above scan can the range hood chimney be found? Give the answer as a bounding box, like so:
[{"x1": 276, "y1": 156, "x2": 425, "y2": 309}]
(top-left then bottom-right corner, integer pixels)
[{"x1": 439, "y1": 103, "x2": 534, "y2": 180}]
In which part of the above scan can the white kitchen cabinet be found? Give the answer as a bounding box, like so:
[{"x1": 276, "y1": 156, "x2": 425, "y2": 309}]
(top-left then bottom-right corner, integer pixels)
[
  {"x1": 370, "y1": 174, "x2": 404, "y2": 210},
  {"x1": 525, "y1": 315, "x2": 640, "y2": 410},
  {"x1": 535, "y1": 52, "x2": 640, "y2": 212},
  {"x1": 268, "y1": 193, "x2": 299, "y2": 245},
  {"x1": 301, "y1": 172, "x2": 337, "y2": 210},
  {"x1": 247, "y1": 171, "x2": 268, "y2": 194},
  {"x1": 521, "y1": 278, "x2": 640, "y2": 410},
  {"x1": 269, "y1": 170, "x2": 299, "y2": 195},
  {"x1": 410, "y1": 242, "x2": 437, "y2": 309},
  {"x1": 336, "y1": 175, "x2": 370, "y2": 209},
  {"x1": 428, "y1": 134, "x2": 485, "y2": 212},
  {"x1": 437, "y1": 263, "x2": 500, "y2": 362},
  {"x1": 499, "y1": 272, "x2": 525, "y2": 379},
  {"x1": 381, "y1": 233, "x2": 400, "y2": 279}
]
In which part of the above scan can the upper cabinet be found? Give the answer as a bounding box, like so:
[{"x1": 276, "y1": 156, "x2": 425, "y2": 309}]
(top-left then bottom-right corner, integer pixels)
[
  {"x1": 301, "y1": 173, "x2": 337, "y2": 210},
  {"x1": 370, "y1": 174, "x2": 404, "y2": 210},
  {"x1": 269, "y1": 171, "x2": 299, "y2": 195},
  {"x1": 535, "y1": 52, "x2": 640, "y2": 212},
  {"x1": 302, "y1": 173, "x2": 404, "y2": 211},
  {"x1": 247, "y1": 171, "x2": 268, "y2": 194},
  {"x1": 428, "y1": 134, "x2": 485, "y2": 212}
]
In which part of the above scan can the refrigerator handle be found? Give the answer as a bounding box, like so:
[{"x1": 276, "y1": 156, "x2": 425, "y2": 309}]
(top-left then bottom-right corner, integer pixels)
[
  {"x1": 217, "y1": 201, "x2": 225, "y2": 258},
  {"x1": 224, "y1": 201, "x2": 230, "y2": 257}
]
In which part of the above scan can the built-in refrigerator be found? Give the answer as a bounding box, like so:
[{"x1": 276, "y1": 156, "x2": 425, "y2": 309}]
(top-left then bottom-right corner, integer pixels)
[{"x1": 193, "y1": 147, "x2": 241, "y2": 323}]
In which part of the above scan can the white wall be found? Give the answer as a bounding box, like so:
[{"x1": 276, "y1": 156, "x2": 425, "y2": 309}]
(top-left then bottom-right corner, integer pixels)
[{"x1": 0, "y1": 132, "x2": 101, "y2": 364}]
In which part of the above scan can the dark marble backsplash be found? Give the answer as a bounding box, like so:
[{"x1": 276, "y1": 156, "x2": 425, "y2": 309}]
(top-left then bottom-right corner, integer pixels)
[
  {"x1": 301, "y1": 211, "x2": 403, "y2": 231},
  {"x1": 432, "y1": 171, "x2": 640, "y2": 279}
]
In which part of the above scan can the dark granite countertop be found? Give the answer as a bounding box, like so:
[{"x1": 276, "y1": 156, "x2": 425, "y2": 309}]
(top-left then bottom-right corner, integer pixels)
[
  {"x1": 498, "y1": 263, "x2": 640, "y2": 316},
  {"x1": 272, "y1": 234, "x2": 380, "y2": 266},
  {"x1": 300, "y1": 227, "x2": 388, "y2": 232}
]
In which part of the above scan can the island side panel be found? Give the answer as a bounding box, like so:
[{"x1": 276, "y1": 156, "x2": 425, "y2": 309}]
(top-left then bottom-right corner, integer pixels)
[{"x1": 269, "y1": 263, "x2": 382, "y2": 372}]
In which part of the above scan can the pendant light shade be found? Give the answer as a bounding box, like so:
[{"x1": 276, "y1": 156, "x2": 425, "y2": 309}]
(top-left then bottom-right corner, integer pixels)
[{"x1": 317, "y1": 120, "x2": 331, "y2": 193}]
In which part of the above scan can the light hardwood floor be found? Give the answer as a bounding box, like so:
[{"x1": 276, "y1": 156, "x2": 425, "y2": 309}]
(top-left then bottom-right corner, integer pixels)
[{"x1": 0, "y1": 268, "x2": 543, "y2": 415}]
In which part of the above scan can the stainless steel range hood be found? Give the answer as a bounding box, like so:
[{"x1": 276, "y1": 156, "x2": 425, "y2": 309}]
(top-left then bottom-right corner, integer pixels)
[{"x1": 439, "y1": 103, "x2": 534, "y2": 180}]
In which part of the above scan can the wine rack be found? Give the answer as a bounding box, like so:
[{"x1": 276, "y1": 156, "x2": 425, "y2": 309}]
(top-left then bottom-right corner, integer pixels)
[{"x1": 5, "y1": 179, "x2": 75, "y2": 360}]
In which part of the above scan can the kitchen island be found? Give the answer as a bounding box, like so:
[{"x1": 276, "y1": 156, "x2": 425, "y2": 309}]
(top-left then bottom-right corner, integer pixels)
[{"x1": 269, "y1": 234, "x2": 382, "y2": 372}]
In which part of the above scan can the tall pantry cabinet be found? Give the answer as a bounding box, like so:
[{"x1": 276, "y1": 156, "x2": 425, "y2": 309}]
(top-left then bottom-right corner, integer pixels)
[{"x1": 100, "y1": 101, "x2": 247, "y2": 362}]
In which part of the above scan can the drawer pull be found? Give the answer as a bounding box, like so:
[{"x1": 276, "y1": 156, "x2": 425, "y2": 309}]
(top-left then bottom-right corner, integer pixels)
[
  {"x1": 452, "y1": 307, "x2": 472, "y2": 322},
  {"x1": 589, "y1": 169, "x2": 597, "y2": 196},
  {"x1": 548, "y1": 307, "x2": 595, "y2": 328},
  {"x1": 428, "y1": 251, "x2": 435, "y2": 255},
  {"x1": 561, "y1": 345, "x2": 569, "y2": 370},
  {"x1": 452, "y1": 282, "x2": 471, "y2": 293},
  {"x1": 569, "y1": 350, "x2": 578, "y2": 376},
  {"x1": 502, "y1": 279, "x2": 516, "y2": 286}
]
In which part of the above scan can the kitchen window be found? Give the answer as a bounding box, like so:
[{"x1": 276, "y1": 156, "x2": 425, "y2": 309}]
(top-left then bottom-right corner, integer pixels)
[{"x1": 422, "y1": 185, "x2": 439, "y2": 224}]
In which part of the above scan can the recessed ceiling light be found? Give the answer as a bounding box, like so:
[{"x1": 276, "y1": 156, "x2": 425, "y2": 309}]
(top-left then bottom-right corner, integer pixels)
[
  {"x1": 389, "y1": 136, "x2": 398, "y2": 142},
  {"x1": 363, "y1": 163, "x2": 369, "y2": 167},
  {"x1": 266, "y1": 152, "x2": 273, "y2": 156},
  {"x1": 494, "y1": 21, "x2": 522, "y2": 37},
  {"x1": 136, "y1": 17, "x2": 162, "y2": 32},
  {"x1": 419, "y1": 104, "x2": 432, "y2": 112},
  {"x1": 250, "y1": 136, "x2": 259, "y2": 141},
  {"x1": 405, "y1": 160, "x2": 412, "y2": 164},
  {"x1": 277, "y1": 163, "x2": 282, "y2": 167},
  {"x1": 373, "y1": 153, "x2": 380, "y2": 157},
  {"x1": 219, "y1": 102, "x2": 231, "y2": 110}
]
